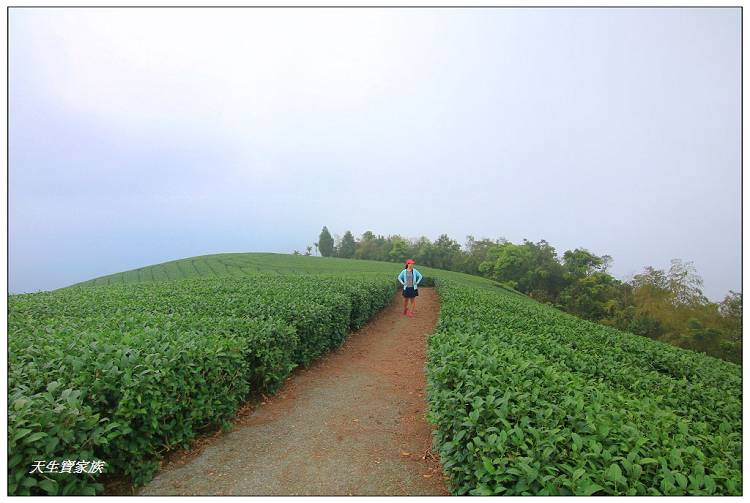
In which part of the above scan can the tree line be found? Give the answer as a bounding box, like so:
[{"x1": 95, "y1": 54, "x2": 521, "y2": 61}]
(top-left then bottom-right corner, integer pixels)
[{"x1": 293, "y1": 227, "x2": 741, "y2": 364}]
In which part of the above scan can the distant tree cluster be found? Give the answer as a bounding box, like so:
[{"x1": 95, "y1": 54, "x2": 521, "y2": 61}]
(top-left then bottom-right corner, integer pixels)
[{"x1": 304, "y1": 227, "x2": 741, "y2": 364}]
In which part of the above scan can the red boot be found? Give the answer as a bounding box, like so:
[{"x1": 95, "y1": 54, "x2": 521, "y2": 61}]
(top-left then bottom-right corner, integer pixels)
[{"x1": 408, "y1": 310, "x2": 414, "y2": 318}]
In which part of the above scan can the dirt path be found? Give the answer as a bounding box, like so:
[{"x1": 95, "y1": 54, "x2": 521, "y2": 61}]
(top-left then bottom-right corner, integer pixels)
[{"x1": 136, "y1": 288, "x2": 449, "y2": 496}]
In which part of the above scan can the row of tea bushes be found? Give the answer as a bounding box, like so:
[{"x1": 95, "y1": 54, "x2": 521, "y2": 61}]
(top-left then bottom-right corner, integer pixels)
[
  {"x1": 8, "y1": 274, "x2": 397, "y2": 495},
  {"x1": 426, "y1": 278, "x2": 741, "y2": 496}
]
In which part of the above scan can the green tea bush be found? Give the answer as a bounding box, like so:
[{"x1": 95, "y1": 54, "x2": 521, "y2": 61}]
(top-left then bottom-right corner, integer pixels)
[
  {"x1": 8, "y1": 382, "x2": 116, "y2": 495},
  {"x1": 418, "y1": 276, "x2": 436, "y2": 287},
  {"x1": 427, "y1": 278, "x2": 742, "y2": 496},
  {"x1": 8, "y1": 273, "x2": 398, "y2": 494}
]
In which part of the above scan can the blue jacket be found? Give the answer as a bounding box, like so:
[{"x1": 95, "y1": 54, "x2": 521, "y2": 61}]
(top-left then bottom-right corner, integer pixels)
[{"x1": 397, "y1": 268, "x2": 422, "y2": 290}]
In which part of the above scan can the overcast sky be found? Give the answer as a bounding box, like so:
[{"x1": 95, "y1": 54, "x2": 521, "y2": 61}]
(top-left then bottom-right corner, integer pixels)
[{"x1": 9, "y1": 7, "x2": 741, "y2": 300}]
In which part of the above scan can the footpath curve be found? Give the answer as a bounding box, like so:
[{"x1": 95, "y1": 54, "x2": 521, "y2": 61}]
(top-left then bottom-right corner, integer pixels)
[{"x1": 136, "y1": 287, "x2": 449, "y2": 496}]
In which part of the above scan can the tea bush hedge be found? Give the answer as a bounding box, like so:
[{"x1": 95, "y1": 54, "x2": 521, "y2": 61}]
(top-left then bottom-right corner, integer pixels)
[
  {"x1": 12, "y1": 252, "x2": 741, "y2": 496},
  {"x1": 8, "y1": 273, "x2": 398, "y2": 495},
  {"x1": 426, "y1": 278, "x2": 742, "y2": 496}
]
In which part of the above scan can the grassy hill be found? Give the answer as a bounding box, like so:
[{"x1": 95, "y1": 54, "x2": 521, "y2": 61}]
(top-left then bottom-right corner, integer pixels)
[
  {"x1": 11, "y1": 252, "x2": 741, "y2": 495},
  {"x1": 66, "y1": 253, "x2": 401, "y2": 286},
  {"x1": 64, "y1": 252, "x2": 515, "y2": 291}
]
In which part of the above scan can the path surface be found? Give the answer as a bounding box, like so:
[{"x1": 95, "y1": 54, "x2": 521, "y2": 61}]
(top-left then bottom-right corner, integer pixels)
[{"x1": 137, "y1": 288, "x2": 449, "y2": 496}]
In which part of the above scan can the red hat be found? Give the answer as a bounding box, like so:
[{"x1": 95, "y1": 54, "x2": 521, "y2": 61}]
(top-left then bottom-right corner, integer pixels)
[{"x1": 406, "y1": 259, "x2": 415, "y2": 264}]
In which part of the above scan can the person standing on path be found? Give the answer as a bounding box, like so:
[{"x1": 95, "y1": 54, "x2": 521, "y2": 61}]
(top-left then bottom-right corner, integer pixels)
[{"x1": 398, "y1": 259, "x2": 422, "y2": 317}]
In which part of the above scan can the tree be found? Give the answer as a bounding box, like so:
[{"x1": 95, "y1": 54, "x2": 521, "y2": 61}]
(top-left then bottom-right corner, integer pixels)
[
  {"x1": 558, "y1": 271, "x2": 623, "y2": 321},
  {"x1": 719, "y1": 290, "x2": 742, "y2": 320},
  {"x1": 389, "y1": 237, "x2": 409, "y2": 263},
  {"x1": 305, "y1": 246, "x2": 312, "y2": 256},
  {"x1": 685, "y1": 318, "x2": 723, "y2": 356},
  {"x1": 409, "y1": 236, "x2": 432, "y2": 265},
  {"x1": 625, "y1": 260, "x2": 734, "y2": 360},
  {"x1": 719, "y1": 291, "x2": 742, "y2": 359},
  {"x1": 333, "y1": 234, "x2": 341, "y2": 256},
  {"x1": 355, "y1": 231, "x2": 378, "y2": 260},
  {"x1": 625, "y1": 310, "x2": 665, "y2": 340},
  {"x1": 430, "y1": 234, "x2": 462, "y2": 270},
  {"x1": 562, "y1": 248, "x2": 610, "y2": 278},
  {"x1": 629, "y1": 265, "x2": 677, "y2": 337},
  {"x1": 460, "y1": 235, "x2": 504, "y2": 275},
  {"x1": 375, "y1": 234, "x2": 390, "y2": 261},
  {"x1": 667, "y1": 259, "x2": 708, "y2": 307},
  {"x1": 314, "y1": 242, "x2": 319, "y2": 256},
  {"x1": 522, "y1": 239, "x2": 567, "y2": 301},
  {"x1": 631, "y1": 266, "x2": 669, "y2": 291},
  {"x1": 318, "y1": 226, "x2": 334, "y2": 257},
  {"x1": 479, "y1": 241, "x2": 531, "y2": 290},
  {"x1": 480, "y1": 239, "x2": 565, "y2": 303},
  {"x1": 338, "y1": 231, "x2": 356, "y2": 258}
]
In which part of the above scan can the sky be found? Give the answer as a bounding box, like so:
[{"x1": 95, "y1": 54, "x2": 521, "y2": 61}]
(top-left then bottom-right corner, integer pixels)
[{"x1": 9, "y1": 7, "x2": 741, "y2": 300}]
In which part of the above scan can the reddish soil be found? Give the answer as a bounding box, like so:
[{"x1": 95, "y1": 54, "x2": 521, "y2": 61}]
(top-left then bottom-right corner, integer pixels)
[{"x1": 128, "y1": 287, "x2": 449, "y2": 496}]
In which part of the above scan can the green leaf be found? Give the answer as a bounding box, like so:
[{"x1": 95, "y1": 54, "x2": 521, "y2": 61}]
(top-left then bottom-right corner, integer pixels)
[
  {"x1": 578, "y1": 481, "x2": 605, "y2": 496},
  {"x1": 38, "y1": 478, "x2": 58, "y2": 495},
  {"x1": 21, "y1": 477, "x2": 37, "y2": 488},
  {"x1": 481, "y1": 457, "x2": 495, "y2": 475},
  {"x1": 703, "y1": 476, "x2": 716, "y2": 494},
  {"x1": 572, "y1": 468, "x2": 586, "y2": 481},
  {"x1": 674, "y1": 472, "x2": 688, "y2": 489},
  {"x1": 631, "y1": 463, "x2": 643, "y2": 480},
  {"x1": 472, "y1": 484, "x2": 496, "y2": 496},
  {"x1": 25, "y1": 432, "x2": 48, "y2": 443},
  {"x1": 605, "y1": 463, "x2": 622, "y2": 482},
  {"x1": 12, "y1": 398, "x2": 30, "y2": 410},
  {"x1": 677, "y1": 421, "x2": 689, "y2": 436},
  {"x1": 11, "y1": 428, "x2": 32, "y2": 443},
  {"x1": 80, "y1": 484, "x2": 99, "y2": 496}
]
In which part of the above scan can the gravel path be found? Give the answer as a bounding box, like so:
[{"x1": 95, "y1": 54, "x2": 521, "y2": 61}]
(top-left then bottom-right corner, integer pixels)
[{"x1": 136, "y1": 288, "x2": 449, "y2": 496}]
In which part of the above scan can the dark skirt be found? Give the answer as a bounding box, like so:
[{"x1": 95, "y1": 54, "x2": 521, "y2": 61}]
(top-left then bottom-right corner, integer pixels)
[{"x1": 402, "y1": 286, "x2": 418, "y2": 298}]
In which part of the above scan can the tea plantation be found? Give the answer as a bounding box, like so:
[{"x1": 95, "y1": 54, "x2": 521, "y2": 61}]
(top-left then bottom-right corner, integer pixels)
[
  {"x1": 8, "y1": 253, "x2": 742, "y2": 495},
  {"x1": 427, "y1": 277, "x2": 742, "y2": 495},
  {"x1": 65, "y1": 252, "x2": 447, "y2": 287},
  {"x1": 9, "y1": 269, "x2": 402, "y2": 495}
]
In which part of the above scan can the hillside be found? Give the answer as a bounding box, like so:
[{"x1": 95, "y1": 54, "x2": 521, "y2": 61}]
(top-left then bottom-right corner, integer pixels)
[
  {"x1": 62, "y1": 253, "x2": 451, "y2": 286},
  {"x1": 64, "y1": 252, "x2": 521, "y2": 295},
  {"x1": 429, "y1": 277, "x2": 741, "y2": 495},
  {"x1": 11, "y1": 253, "x2": 741, "y2": 495}
]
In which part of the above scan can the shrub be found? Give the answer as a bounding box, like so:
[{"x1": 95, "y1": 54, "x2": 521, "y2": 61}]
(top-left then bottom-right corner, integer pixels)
[
  {"x1": 8, "y1": 273, "x2": 397, "y2": 494},
  {"x1": 427, "y1": 278, "x2": 741, "y2": 495}
]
